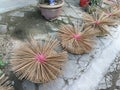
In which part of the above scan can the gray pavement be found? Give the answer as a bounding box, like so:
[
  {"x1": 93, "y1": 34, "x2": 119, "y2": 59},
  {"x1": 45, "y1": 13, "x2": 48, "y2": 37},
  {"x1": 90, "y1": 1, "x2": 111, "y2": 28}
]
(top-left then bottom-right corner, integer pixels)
[
  {"x1": 0, "y1": 0, "x2": 37, "y2": 13},
  {"x1": 0, "y1": 0, "x2": 120, "y2": 90}
]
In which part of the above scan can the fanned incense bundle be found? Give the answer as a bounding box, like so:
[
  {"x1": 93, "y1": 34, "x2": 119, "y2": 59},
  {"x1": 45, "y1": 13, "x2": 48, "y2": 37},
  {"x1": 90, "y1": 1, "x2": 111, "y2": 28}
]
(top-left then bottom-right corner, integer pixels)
[
  {"x1": 102, "y1": 0, "x2": 120, "y2": 18},
  {"x1": 0, "y1": 74, "x2": 14, "y2": 90},
  {"x1": 82, "y1": 12, "x2": 115, "y2": 36},
  {"x1": 98, "y1": 6, "x2": 120, "y2": 19},
  {"x1": 58, "y1": 24, "x2": 96, "y2": 54},
  {"x1": 10, "y1": 37, "x2": 67, "y2": 83}
]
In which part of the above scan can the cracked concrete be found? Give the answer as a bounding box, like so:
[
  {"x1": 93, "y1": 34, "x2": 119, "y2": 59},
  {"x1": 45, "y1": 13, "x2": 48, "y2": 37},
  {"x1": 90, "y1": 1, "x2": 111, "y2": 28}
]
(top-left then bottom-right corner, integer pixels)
[{"x1": 0, "y1": 0, "x2": 120, "y2": 90}]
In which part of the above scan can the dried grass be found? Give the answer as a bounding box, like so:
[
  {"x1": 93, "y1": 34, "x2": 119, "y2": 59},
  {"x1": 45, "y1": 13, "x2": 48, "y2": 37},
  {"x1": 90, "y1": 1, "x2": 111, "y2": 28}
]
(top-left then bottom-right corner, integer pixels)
[
  {"x1": 57, "y1": 24, "x2": 96, "y2": 54},
  {"x1": 10, "y1": 37, "x2": 67, "y2": 83}
]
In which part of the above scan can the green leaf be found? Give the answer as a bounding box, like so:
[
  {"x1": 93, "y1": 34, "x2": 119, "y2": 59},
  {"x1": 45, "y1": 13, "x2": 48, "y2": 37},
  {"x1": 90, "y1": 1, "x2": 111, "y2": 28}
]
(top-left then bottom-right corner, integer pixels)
[{"x1": 0, "y1": 60, "x2": 6, "y2": 67}]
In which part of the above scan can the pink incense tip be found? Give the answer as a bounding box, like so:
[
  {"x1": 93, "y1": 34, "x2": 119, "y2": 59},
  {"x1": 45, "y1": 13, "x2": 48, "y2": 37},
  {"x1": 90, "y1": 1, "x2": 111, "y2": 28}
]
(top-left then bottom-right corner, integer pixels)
[
  {"x1": 35, "y1": 53, "x2": 46, "y2": 63},
  {"x1": 72, "y1": 34, "x2": 81, "y2": 40},
  {"x1": 94, "y1": 20, "x2": 100, "y2": 25}
]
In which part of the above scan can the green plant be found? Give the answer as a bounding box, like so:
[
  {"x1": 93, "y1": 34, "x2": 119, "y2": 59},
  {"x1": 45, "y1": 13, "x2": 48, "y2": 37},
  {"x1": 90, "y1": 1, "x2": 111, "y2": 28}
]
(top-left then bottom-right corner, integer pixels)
[
  {"x1": 0, "y1": 55, "x2": 7, "y2": 68},
  {"x1": 0, "y1": 55, "x2": 8, "y2": 76},
  {"x1": 0, "y1": 60, "x2": 7, "y2": 68},
  {"x1": 88, "y1": 0, "x2": 102, "y2": 13},
  {"x1": 90, "y1": 0, "x2": 102, "y2": 7}
]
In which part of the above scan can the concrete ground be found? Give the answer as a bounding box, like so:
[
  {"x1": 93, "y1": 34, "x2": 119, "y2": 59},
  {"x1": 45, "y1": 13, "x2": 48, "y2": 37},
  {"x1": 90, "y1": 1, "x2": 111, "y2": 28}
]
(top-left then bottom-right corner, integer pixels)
[{"x1": 0, "y1": 0, "x2": 120, "y2": 90}]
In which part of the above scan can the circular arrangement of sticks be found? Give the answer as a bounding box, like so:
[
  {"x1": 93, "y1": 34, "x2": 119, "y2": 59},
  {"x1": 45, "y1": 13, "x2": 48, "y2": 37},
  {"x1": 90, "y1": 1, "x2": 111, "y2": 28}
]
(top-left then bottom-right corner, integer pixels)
[
  {"x1": 10, "y1": 37, "x2": 67, "y2": 83},
  {"x1": 57, "y1": 24, "x2": 96, "y2": 54}
]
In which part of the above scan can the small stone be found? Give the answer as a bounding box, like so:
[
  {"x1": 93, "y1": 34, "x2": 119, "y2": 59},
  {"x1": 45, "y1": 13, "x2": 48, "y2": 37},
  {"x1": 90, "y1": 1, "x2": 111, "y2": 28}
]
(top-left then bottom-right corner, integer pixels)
[
  {"x1": 57, "y1": 16, "x2": 69, "y2": 24},
  {"x1": 9, "y1": 11, "x2": 24, "y2": 17},
  {"x1": 62, "y1": 17, "x2": 69, "y2": 24},
  {"x1": 0, "y1": 24, "x2": 7, "y2": 34},
  {"x1": 57, "y1": 16, "x2": 63, "y2": 21}
]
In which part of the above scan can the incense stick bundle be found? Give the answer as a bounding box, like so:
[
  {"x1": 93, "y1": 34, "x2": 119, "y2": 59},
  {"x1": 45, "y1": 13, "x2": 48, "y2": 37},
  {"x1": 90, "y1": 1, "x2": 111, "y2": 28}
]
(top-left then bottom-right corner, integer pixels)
[
  {"x1": 10, "y1": 37, "x2": 67, "y2": 83},
  {"x1": 98, "y1": 6, "x2": 120, "y2": 19},
  {"x1": 58, "y1": 24, "x2": 96, "y2": 54},
  {"x1": 82, "y1": 12, "x2": 115, "y2": 36},
  {"x1": 0, "y1": 74, "x2": 14, "y2": 90}
]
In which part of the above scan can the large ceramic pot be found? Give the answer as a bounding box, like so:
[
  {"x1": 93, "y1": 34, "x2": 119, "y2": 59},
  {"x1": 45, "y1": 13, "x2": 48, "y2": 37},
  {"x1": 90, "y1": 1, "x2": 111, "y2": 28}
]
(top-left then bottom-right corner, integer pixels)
[{"x1": 38, "y1": 0, "x2": 64, "y2": 20}]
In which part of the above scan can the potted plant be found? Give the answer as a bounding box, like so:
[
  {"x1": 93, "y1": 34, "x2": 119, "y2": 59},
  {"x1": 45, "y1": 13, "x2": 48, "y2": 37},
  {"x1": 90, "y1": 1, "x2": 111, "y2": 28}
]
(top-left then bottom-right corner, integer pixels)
[{"x1": 38, "y1": 0, "x2": 64, "y2": 20}]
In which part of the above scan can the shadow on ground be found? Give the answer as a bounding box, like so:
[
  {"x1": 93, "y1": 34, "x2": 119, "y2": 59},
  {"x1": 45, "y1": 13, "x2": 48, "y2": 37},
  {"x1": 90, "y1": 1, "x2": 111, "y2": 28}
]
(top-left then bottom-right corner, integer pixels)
[{"x1": 1, "y1": 7, "x2": 61, "y2": 40}]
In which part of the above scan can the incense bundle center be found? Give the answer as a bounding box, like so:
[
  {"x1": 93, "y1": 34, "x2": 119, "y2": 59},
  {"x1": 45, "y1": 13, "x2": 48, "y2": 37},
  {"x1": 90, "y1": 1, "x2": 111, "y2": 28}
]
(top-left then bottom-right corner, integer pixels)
[
  {"x1": 35, "y1": 53, "x2": 46, "y2": 63},
  {"x1": 72, "y1": 34, "x2": 81, "y2": 40},
  {"x1": 94, "y1": 20, "x2": 101, "y2": 25}
]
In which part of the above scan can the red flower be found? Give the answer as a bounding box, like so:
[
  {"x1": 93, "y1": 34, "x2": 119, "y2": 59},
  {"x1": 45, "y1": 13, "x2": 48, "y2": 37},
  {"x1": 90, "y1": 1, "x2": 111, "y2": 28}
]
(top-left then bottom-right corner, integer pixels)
[{"x1": 80, "y1": 0, "x2": 89, "y2": 7}]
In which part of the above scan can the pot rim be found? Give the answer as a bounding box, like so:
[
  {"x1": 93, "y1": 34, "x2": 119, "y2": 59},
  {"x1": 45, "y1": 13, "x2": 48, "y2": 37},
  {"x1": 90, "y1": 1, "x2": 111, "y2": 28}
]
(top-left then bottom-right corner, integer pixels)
[{"x1": 38, "y1": 0, "x2": 64, "y2": 9}]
